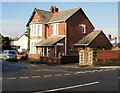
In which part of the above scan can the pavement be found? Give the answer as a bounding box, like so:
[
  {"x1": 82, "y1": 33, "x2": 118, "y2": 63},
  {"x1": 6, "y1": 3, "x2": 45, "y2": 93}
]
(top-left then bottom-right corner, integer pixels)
[{"x1": 18, "y1": 59, "x2": 120, "y2": 69}]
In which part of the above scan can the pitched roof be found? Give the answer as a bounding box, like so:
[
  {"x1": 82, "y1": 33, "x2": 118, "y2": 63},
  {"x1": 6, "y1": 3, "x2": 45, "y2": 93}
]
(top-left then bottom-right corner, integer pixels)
[
  {"x1": 35, "y1": 36, "x2": 65, "y2": 47},
  {"x1": 18, "y1": 31, "x2": 28, "y2": 40},
  {"x1": 75, "y1": 30, "x2": 102, "y2": 46},
  {"x1": 26, "y1": 8, "x2": 80, "y2": 26},
  {"x1": 35, "y1": 9, "x2": 54, "y2": 24},
  {"x1": 48, "y1": 8, "x2": 80, "y2": 23}
]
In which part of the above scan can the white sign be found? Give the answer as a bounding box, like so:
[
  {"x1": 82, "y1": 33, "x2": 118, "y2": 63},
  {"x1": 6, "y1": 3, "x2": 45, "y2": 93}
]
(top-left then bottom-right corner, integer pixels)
[{"x1": 56, "y1": 43, "x2": 64, "y2": 46}]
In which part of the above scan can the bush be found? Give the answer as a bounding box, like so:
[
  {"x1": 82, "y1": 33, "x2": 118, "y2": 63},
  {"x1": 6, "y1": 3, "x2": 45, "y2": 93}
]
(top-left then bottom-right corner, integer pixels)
[{"x1": 93, "y1": 59, "x2": 120, "y2": 66}]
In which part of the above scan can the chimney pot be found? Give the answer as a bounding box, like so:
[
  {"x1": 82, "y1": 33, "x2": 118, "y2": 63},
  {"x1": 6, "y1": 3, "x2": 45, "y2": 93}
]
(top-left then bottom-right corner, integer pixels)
[
  {"x1": 108, "y1": 34, "x2": 111, "y2": 40},
  {"x1": 50, "y1": 6, "x2": 54, "y2": 13},
  {"x1": 49, "y1": 6, "x2": 58, "y2": 13}
]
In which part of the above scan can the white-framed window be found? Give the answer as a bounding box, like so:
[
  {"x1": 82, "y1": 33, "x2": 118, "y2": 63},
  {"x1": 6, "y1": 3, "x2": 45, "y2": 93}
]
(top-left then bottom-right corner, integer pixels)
[
  {"x1": 30, "y1": 24, "x2": 42, "y2": 36},
  {"x1": 34, "y1": 25, "x2": 36, "y2": 36},
  {"x1": 52, "y1": 23, "x2": 58, "y2": 35},
  {"x1": 41, "y1": 47, "x2": 49, "y2": 57},
  {"x1": 80, "y1": 24, "x2": 86, "y2": 34},
  {"x1": 37, "y1": 24, "x2": 42, "y2": 36},
  {"x1": 30, "y1": 39, "x2": 42, "y2": 54},
  {"x1": 30, "y1": 25, "x2": 33, "y2": 36},
  {"x1": 30, "y1": 41, "x2": 36, "y2": 53}
]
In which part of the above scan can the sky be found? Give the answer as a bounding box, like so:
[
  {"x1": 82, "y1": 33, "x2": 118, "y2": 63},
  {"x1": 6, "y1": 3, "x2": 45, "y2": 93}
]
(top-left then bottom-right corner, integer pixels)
[{"x1": 1, "y1": 2, "x2": 119, "y2": 42}]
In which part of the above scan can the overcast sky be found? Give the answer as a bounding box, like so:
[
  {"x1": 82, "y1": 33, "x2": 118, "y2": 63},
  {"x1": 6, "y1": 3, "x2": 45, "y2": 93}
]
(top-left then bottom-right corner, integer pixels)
[{"x1": 1, "y1": 2, "x2": 119, "y2": 42}]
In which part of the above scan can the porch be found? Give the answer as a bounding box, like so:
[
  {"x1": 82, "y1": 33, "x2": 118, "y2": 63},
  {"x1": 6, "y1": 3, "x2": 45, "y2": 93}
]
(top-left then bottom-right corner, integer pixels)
[{"x1": 35, "y1": 36, "x2": 65, "y2": 58}]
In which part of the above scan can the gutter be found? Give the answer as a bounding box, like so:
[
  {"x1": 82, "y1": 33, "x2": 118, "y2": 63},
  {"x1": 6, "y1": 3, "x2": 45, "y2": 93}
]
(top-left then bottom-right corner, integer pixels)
[{"x1": 74, "y1": 44, "x2": 89, "y2": 46}]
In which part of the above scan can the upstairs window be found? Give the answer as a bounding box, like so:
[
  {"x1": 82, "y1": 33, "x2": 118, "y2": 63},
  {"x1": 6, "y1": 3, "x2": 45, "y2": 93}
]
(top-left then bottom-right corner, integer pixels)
[
  {"x1": 38, "y1": 24, "x2": 42, "y2": 36},
  {"x1": 34, "y1": 25, "x2": 36, "y2": 35},
  {"x1": 52, "y1": 23, "x2": 58, "y2": 35},
  {"x1": 30, "y1": 24, "x2": 42, "y2": 36},
  {"x1": 80, "y1": 24, "x2": 86, "y2": 34}
]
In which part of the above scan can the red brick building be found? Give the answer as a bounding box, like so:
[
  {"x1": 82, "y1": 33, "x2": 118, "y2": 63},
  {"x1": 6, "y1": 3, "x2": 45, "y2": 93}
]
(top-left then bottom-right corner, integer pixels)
[
  {"x1": 26, "y1": 6, "x2": 112, "y2": 59},
  {"x1": 75, "y1": 30, "x2": 112, "y2": 50}
]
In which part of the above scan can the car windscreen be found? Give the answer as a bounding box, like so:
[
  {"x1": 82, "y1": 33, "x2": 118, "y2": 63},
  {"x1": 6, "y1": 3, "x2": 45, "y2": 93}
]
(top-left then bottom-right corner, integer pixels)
[
  {"x1": 3, "y1": 51, "x2": 7, "y2": 54},
  {"x1": 9, "y1": 51, "x2": 16, "y2": 54}
]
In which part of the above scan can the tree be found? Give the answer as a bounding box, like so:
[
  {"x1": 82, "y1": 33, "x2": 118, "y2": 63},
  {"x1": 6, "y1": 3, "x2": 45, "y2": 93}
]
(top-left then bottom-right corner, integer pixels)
[
  {"x1": 27, "y1": 27, "x2": 30, "y2": 52},
  {"x1": 2, "y1": 37, "x2": 11, "y2": 50}
]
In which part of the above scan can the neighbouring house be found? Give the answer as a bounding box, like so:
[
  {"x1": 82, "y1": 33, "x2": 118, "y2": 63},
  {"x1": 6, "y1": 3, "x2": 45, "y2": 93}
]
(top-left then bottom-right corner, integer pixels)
[
  {"x1": 108, "y1": 34, "x2": 117, "y2": 46},
  {"x1": 26, "y1": 6, "x2": 112, "y2": 59},
  {"x1": 10, "y1": 37, "x2": 19, "y2": 50},
  {"x1": 75, "y1": 30, "x2": 112, "y2": 51},
  {"x1": 10, "y1": 31, "x2": 28, "y2": 50},
  {"x1": 112, "y1": 43, "x2": 120, "y2": 50}
]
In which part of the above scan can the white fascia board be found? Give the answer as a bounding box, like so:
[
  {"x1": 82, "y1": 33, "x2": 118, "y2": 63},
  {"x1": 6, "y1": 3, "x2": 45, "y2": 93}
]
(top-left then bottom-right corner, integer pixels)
[
  {"x1": 48, "y1": 21, "x2": 65, "y2": 24},
  {"x1": 74, "y1": 44, "x2": 89, "y2": 46}
]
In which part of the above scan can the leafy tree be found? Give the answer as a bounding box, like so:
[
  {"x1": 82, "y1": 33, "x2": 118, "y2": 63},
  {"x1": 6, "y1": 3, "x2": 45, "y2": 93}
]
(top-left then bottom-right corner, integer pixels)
[
  {"x1": 2, "y1": 37, "x2": 11, "y2": 50},
  {"x1": 27, "y1": 27, "x2": 30, "y2": 52}
]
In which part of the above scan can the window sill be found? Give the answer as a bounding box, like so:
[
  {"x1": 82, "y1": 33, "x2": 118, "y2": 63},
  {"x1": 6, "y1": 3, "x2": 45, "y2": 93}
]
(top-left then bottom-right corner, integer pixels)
[{"x1": 51, "y1": 34, "x2": 59, "y2": 36}]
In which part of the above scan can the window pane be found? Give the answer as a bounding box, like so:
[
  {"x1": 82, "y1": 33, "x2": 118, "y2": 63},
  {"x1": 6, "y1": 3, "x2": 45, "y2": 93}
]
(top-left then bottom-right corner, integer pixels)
[
  {"x1": 52, "y1": 24, "x2": 58, "y2": 35},
  {"x1": 34, "y1": 25, "x2": 36, "y2": 35}
]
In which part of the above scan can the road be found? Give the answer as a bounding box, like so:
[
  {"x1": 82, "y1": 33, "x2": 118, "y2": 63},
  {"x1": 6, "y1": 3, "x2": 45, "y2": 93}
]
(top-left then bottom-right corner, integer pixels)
[{"x1": 1, "y1": 60, "x2": 120, "y2": 92}]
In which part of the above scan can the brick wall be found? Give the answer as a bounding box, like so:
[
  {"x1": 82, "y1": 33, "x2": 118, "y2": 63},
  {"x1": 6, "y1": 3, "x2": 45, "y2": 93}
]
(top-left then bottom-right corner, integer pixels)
[
  {"x1": 90, "y1": 32, "x2": 112, "y2": 49},
  {"x1": 97, "y1": 50, "x2": 120, "y2": 59},
  {"x1": 48, "y1": 22, "x2": 65, "y2": 37},
  {"x1": 66, "y1": 9, "x2": 94, "y2": 55}
]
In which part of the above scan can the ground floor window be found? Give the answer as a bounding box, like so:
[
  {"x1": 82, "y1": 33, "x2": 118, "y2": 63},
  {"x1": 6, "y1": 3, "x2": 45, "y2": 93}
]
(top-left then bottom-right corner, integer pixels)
[
  {"x1": 30, "y1": 41, "x2": 36, "y2": 53},
  {"x1": 41, "y1": 47, "x2": 49, "y2": 57}
]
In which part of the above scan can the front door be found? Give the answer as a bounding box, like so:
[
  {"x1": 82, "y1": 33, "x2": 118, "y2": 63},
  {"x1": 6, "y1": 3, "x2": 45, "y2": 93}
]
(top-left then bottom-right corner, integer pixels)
[{"x1": 41, "y1": 47, "x2": 49, "y2": 57}]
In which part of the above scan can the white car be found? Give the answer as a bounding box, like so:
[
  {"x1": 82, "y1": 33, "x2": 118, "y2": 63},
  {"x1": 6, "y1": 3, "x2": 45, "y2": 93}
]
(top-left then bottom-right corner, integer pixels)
[{"x1": 1, "y1": 50, "x2": 17, "y2": 61}]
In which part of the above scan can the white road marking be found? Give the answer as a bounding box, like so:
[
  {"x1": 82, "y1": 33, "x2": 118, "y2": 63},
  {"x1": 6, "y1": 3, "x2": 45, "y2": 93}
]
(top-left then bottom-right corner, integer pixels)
[
  {"x1": 64, "y1": 73, "x2": 71, "y2": 76},
  {"x1": 103, "y1": 69, "x2": 110, "y2": 71},
  {"x1": 19, "y1": 77, "x2": 29, "y2": 79},
  {"x1": 54, "y1": 74, "x2": 62, "y2": 76},
  {"x1": 32, "y1": 76, "x2": 41, "y2": 78},
  {"x1": 74, "y1": 71, "x2": 86, "y2": 74},
  {"x1": 118, "y1": 77, "x2": 120, "y2": 79},
  {"x1": 84, "y1": 70, "x2": 92, "y2": 73},
  {"x1": 37, "y1": 81, "x2": 99, "y2": 93},
  {"x1": 111, "y1": 69, "x2": 116, "y2": 70},
  {"x1": 0, "y1": 78, "x2": 2, "y2": 80},
  {"x1": 43, "y1": 75, "x2": 52, "y2": 77},
  {"x1": 97, "y1": 70, "x2": 103, "y2": 72},
  {"x1": 7, "y1": 77, "x2": 16, "y2": 80}
]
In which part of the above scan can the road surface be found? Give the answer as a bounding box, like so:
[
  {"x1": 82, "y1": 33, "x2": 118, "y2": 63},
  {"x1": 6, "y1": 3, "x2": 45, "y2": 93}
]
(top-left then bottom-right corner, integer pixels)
[{"x1": 1, "y1": 60, "x2": 119, "y2": 92}]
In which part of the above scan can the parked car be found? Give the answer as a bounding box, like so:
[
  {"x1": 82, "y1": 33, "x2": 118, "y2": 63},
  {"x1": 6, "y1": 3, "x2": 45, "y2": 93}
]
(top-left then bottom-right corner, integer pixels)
[{"x1": 0, "y1": 50, "x2": 17, "y2": 61}]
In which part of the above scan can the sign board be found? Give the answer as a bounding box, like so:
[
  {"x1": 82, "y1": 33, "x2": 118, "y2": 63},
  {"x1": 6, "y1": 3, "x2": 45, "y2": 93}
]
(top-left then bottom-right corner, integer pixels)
[{"x1": 56, "y1": 43, "x2": 64, "y2": 46}]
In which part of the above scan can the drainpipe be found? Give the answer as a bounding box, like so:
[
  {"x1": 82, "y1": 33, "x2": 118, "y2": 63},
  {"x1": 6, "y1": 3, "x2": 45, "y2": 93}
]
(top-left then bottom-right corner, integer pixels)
[
  {"x1": 55, "y1": 45, "x2": 57, "y2": 57},
  {"x1": 45, "y1": 24, "x2": 47, "y2": 38},
  {"x1": 65, "y1": 23, "x2": 67, "y2": 55}
]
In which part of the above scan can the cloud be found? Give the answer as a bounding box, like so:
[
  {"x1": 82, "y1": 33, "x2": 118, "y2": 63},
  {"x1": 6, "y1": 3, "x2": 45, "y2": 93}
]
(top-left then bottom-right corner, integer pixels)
[{"x1": 2, "y1": 19, "x2": 26, "y2": 37}]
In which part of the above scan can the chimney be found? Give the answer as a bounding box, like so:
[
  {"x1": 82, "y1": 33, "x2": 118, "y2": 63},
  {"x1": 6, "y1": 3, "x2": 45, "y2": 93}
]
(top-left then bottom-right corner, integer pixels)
[
  {"x1": 49, "y1": 6, "x2": 58, "y2": 13},
  {"x1": 50, "y1": 6, "x2": 54, "y2": 13},
  {"x1": 53, "y1": 7, "x2": 58, "y2": 12},
  {"x1": 108, "y1": 34, "x2": 111, "y2": 40},
  {"x1": 113, "y1": 37, "x2": 117, "y2": 40}
]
